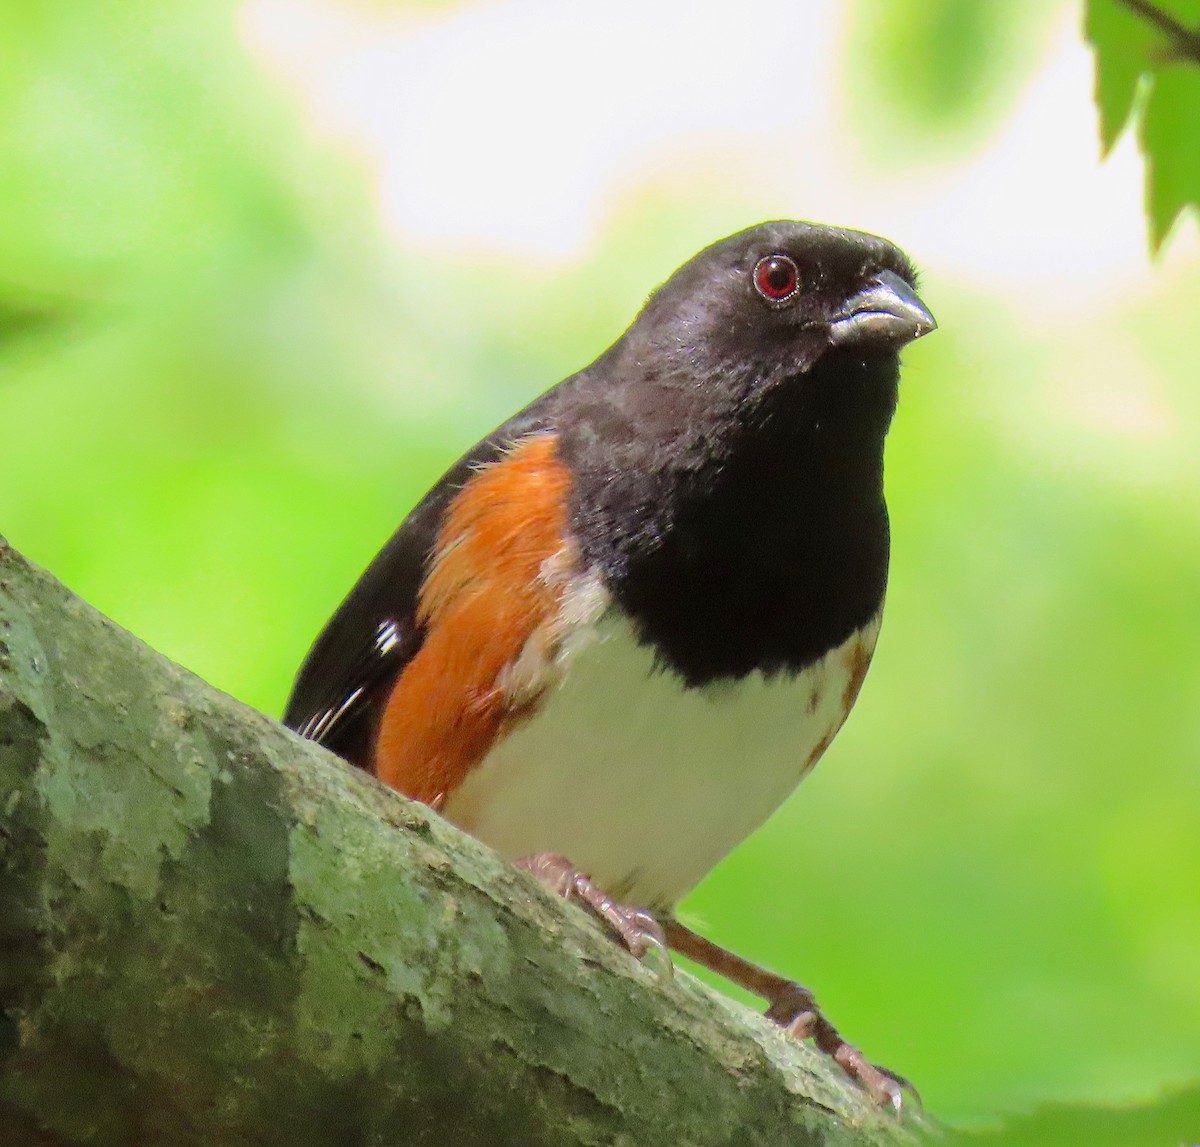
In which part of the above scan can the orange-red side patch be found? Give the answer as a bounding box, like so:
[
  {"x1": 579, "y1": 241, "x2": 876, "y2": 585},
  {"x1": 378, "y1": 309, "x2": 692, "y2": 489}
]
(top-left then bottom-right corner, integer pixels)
[{"x1": 373, "y1": 433, "x2": 573, "y2": 806}]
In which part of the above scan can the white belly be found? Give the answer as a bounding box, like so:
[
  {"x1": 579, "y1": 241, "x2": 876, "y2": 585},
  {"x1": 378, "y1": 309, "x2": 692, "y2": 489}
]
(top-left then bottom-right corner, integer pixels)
[{"x1": 442, "y1": 611, "x2": 880, "y2": 910}]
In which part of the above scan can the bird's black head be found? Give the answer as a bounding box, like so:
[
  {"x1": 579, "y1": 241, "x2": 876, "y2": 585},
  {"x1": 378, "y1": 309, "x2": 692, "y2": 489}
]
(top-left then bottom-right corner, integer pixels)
[
  {"x1": 554, "y1": 220, "x2": 936, "y2": 684},
  {"x1": 557, "y1": 221, "x2": 934, "y2": 491},
  {"x1": 629, "y1": 219, "x2": 932, "y2": 402},
  {"x1": 558, "y1": 219, "x2": 934, "y2": 523}
]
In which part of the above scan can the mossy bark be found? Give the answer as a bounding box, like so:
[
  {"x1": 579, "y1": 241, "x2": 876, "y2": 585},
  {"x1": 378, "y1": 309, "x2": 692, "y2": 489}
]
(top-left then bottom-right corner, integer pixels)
[{"x1": 0, "y1": 538, "x2": 925, "y2": 1146}]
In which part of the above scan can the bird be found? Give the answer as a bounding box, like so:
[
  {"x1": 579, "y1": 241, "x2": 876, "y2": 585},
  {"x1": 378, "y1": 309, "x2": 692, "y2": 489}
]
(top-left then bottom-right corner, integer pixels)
[{"x1": 284, "y1": 220, "x2": 936, "y2": 1107}]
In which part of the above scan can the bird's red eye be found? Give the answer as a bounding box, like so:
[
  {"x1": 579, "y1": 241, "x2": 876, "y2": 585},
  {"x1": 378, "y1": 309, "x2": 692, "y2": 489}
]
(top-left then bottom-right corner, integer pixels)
[{"x1": 753, "y1": 254, "x2": 800, "y2": 302}]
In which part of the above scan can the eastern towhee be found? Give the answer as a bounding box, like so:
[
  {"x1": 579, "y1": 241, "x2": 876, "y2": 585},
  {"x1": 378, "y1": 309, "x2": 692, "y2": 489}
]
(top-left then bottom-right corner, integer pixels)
[{"x1": 284, "y1": 220, "x2": 936, "y2": 1107}]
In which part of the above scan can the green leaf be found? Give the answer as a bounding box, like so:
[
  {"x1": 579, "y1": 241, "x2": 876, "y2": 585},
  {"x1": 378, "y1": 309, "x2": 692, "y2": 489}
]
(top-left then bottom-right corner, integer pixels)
[
  {"x1": 1085, "y1": 0, "x2": 1158, "y2": 153},
  {"x1": 947, "y1": 1083, "x2": 1200, "y2": 1146},
  {"x1": 844, "y1": 0, "x2": 1055, "y2": 161},
  {"x1": 1086, "y1": 0, "x2": 1200, "y2": 250},
  {"x1": 1142, "y1": 59, "x2": 1200, "y2": 248}
]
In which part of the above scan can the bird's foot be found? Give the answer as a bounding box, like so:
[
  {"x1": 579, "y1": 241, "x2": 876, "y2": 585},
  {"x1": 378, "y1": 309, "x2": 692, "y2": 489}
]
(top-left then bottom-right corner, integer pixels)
[
  {"x1": 764, "y1": 982, "x2": 914, "y2": 1111},
  {"x1": 514, "y1": 852, "x2": 672, "y2": 980},
  {"x1": 663, "y1": 918, "x2": 913, "y2": 1111}
]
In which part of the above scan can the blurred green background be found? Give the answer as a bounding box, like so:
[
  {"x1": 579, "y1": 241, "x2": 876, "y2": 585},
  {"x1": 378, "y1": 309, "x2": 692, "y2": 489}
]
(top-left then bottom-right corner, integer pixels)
[{"x1": 1, "y1": 0, "x2": 1197, "y2": 1133}]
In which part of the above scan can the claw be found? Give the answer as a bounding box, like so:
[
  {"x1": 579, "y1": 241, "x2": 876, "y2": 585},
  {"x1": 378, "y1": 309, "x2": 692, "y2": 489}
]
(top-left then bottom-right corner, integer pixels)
[
  {"x1": 626, "y1": 919, "x2": 673, "y2": 983},
  {"x1": 515, "y1": 853, "x2": 674, "y2": 981},
  {"x1": 832, "y1": 1042, "x2": 906, "y2": 1111},
  {"x1": 782, "y1": 1009, "x2": 818, "y2": 1041},
  {"x1": 662, "y1": 918, "x2": 914, "y2": 1110}
]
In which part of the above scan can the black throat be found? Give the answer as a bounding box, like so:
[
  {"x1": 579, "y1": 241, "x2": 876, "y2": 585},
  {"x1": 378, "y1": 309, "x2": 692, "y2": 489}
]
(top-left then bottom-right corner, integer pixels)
[{"x1": 562, "y1": 351, "x2": 897, "y2": 687}]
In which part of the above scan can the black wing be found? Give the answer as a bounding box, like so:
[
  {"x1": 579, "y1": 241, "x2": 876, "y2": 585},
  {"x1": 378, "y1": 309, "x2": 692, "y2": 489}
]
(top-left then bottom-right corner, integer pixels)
[{"x1": 282, "y1": 406, "x2": 552, "y2": 769}]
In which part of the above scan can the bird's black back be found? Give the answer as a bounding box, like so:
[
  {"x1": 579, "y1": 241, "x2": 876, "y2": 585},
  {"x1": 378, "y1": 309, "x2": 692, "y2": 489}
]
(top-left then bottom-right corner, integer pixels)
[{"x1": 282, "y1": 406, "x2": 551, "y2": 766}]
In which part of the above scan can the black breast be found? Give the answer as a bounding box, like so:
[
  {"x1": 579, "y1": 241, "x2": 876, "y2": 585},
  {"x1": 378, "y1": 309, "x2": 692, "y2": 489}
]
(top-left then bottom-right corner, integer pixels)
[{"x1": 558, "y1": 351, "x2": 897, "y2": 686}]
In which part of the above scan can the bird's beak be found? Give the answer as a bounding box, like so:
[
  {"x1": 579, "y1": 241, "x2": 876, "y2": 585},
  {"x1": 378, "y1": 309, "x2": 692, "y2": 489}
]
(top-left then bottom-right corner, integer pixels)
[{"x1": 828, "y1": 270, "x2": 936, "y2": 351}]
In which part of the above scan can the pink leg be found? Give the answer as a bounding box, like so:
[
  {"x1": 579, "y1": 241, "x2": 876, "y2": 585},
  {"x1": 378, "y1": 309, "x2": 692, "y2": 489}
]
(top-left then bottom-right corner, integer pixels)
[
  {"x1": 663, "y1": 919, "x2": 912, "y2": 1110},
  {"x1": 515, "y1": 853, "x2": 671, "y2": 979}
]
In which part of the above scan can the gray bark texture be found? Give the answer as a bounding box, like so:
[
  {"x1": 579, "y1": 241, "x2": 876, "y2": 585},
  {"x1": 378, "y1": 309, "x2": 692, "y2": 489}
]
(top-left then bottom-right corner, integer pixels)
[{"x1": 0, "y1": 537, "x2": 928, "y2": 1147}]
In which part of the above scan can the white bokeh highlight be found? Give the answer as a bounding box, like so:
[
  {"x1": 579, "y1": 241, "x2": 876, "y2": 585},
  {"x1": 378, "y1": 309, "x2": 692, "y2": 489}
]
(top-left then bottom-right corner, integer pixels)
[{"x1": 240, "y1": 0, "x2": 1197, "y2": 454}]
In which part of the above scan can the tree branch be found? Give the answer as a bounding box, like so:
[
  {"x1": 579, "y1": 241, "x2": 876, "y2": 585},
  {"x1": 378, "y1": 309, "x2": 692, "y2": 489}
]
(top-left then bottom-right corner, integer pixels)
[
  {"x1": 0, "y1": 537, "x2": 925, "y2": 1147},
  {"x1": 1114, "y1": 0, "x2": 1200, "y2": 65}
]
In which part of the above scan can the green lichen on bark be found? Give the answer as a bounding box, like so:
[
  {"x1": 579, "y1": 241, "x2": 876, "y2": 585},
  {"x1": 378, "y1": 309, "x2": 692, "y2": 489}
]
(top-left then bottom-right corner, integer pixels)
[{"x1": 0, "y1": 538, "x2": 926, "y2": 1146}]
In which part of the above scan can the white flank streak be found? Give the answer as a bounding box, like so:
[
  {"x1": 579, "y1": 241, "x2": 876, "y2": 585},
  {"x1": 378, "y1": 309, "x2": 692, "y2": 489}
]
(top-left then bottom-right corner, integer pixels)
[{"x1": 444, "y1": 600, "x2": 880, "y2": 910}]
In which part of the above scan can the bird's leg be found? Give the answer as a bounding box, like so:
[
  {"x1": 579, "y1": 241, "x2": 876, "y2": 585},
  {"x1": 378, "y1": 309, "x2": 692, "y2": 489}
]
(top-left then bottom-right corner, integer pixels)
[
  {"x1": 514, "y1": 853, "x2": 672, "y2": 980},
  {"x1": 662, "y1": 918, "x2": 910, "y2": 1111}
]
